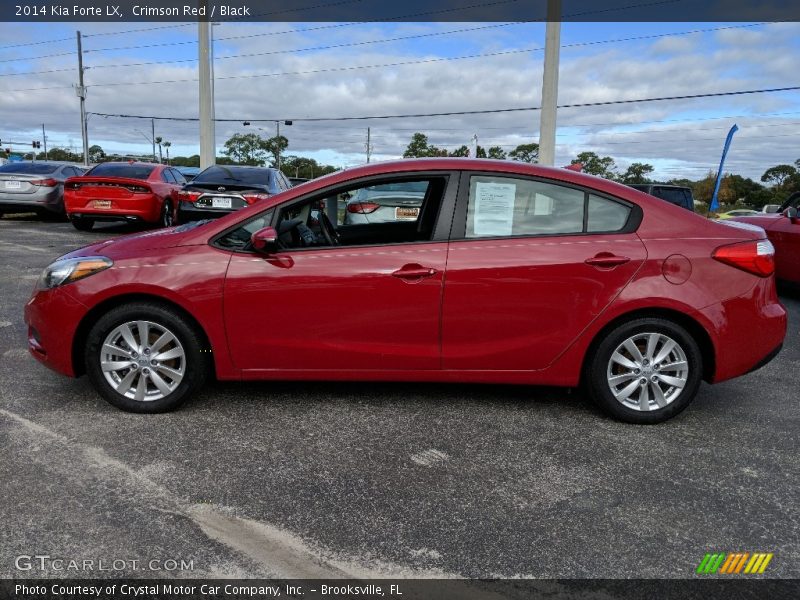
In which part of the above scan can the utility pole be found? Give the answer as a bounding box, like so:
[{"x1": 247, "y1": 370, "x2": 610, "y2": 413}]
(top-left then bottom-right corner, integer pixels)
[
  {"x1": 42, "y1": 124, "x2": 47, "y2": 160},
  {"x1": 198, "y1": 19, "x2": 216, "y2": 169},
  {"x1": 276, "y1": 121, "x2": 281, "y2": 171},
  {"x1": 366, "y1": 127, "x2": 372, "y2": 163},
  {"x1": 151, "y1": 119, "x2": 156, "y2": 162},
  {"x1": 470, "y1": 134, "x2": 478, "y2": 158},
  {"x1": 76, "y1": 31, "x2": 89, "y2": 166},
  {"x1": 538, "y1": 0, "x2": 561, "y2": 166}
]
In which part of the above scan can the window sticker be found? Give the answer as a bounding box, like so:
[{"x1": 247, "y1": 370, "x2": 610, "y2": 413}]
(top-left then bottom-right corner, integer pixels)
[{"x1": 473, "y1": 181, "x2": 516, "y2": 236}]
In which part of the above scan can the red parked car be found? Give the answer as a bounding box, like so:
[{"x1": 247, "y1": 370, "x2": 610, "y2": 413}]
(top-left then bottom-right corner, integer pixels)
[
  {"x1": 64, "y1": 162, "x2": 186, "y2": 231},
  {"x1": 25, "y1": 159, "x2": 786, "y2": 423},
  {"x1": 729, "y1": 191, "x2": 800, "y2": 286}
]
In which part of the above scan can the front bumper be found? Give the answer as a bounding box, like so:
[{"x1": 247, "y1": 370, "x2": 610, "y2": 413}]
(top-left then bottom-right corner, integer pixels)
[{"x1": 24, "y1": 286, "x2": 88, "y2": 377}]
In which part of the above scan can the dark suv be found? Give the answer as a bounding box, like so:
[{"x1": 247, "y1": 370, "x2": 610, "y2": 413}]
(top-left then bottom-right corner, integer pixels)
[{"x1": 627, "y1": 184, "x2": 695, "y2": 211}]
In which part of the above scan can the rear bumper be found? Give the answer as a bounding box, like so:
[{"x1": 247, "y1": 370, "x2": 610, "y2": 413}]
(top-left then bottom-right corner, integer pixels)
[
  {"x1": 0, "y1": 192, "x2": 63, "y2": 213},
  {"x1": 176, "y1": 201, "x2": 236, "y2": 222},
  {"x1": 701, "y1": 277, "x2": 787, "y2": 383},
  {"x1": 65, "y1": 194, "x2": 161, "y2": 223}
]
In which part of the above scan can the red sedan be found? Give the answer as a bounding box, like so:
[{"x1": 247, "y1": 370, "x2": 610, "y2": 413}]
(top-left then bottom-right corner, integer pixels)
[
  {"x1": 25, "y1": 159, "x2": 786, "y2": 423},
  {"x1": 730, "y1": 192, "x2": 800, "y2": 285},
  {"x1": 64, "y1": 162, "x2": 186, "y2": 231}
]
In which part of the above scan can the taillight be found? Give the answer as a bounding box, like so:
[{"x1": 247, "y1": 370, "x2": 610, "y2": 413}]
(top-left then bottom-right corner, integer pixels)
[
  {"x1": 347, "y1": 202, "x2": 380, "y2": 214},
  {"x1": 29, "y1": 178, "x2": 58, "y2": 187},
  {"x1": 127, "y1": 185, "x2": 151, "y2": 193},
  {"x1": 712, "y1": 240, "x2": 775, "y2": 277},
  {"x1": 66, "y1": 182, "x2": 81, "y2": 190},
  {"x1": 178, "y1": 190, "x2": 201, "y2": 202},
  {"x1": 242, "y1": 193, "x2": 271, "y2": 205}
]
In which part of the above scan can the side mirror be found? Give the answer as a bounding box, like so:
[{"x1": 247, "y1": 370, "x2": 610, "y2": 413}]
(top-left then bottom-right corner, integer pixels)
[
  {"x1": 250, "y1": 227, "x2": 279, "y2": 253},
  {"x1": 784, "y1": 206, "x2": 799, "y2": 223}
]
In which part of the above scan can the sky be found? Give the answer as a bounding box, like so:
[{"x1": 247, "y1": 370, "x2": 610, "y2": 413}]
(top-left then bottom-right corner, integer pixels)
[{"x1": 1, "y1": 19, "x2": 799, "y2": 180}]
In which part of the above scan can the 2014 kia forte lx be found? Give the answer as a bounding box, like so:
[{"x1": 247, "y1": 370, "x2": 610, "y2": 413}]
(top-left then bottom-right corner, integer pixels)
[{"x1": 24, "y1": 159, "x2": 786, "y2": 423}]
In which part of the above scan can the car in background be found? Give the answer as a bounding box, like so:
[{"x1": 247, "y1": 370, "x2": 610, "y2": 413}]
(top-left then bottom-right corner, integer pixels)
[
  {"x1": 716, "y1": 209, "x2": 759, "y2": 219},
  {"x1": 289, "y1": 177, "x2": 310, "y2": 187},
  {"x1": 343, "y1": 180, "x2": 428, "y2": 224},
  {"x1": 730, "y1": 191, "x2": 800, "y2": 285},
  {"x1": 627, "y1": 183, "x2": 695, "y2": 211},
  {"x1": 175, "y1": 165, "x2": 289, "y2": 223},
  {"x1": 64, "y1": 162, "x2": 186, "y2": 231},
  {"x1": 0, "y1": 162, "x2": 86, "y2": 219},
  {"x1": 175, "y1": 166, "x2": 201, "y2": 182},
  {"x1": 25, "y1": 158, "x2": 785, "y2": 423},
  {"x1": 761, "y1": 204, "x2": 781, "y2": 214}
]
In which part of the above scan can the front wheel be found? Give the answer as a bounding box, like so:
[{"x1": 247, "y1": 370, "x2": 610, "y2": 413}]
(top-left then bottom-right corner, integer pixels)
[
  {"x1": 586, "y1": 318, "x2": 703, "y2": 424},
  {"x1": 85, "y1": 302, "x2": 210, "y2": 412}
]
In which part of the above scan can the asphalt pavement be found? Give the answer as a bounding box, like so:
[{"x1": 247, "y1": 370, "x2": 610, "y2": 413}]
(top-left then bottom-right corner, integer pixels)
[{"x1": 1, "y1": 215, "x2": 798, "y2": 582}]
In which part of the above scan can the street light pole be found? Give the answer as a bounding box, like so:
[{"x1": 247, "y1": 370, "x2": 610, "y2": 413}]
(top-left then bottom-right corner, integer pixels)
[
  {"x1": 76, "y1": 31, "x2": 90, "y2": 166},
  {"x1": 198, "y1": 18, "x2": 216, "y2": 169}
]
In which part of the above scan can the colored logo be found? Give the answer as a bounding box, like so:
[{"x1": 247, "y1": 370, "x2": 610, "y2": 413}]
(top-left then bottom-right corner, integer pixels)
[{"x1": 697, "y1": 552, "x2": 773, "y2": 574}]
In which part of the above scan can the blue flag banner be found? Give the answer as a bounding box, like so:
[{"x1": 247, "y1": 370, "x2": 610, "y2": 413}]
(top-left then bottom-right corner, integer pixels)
[{"x1": 710, "y1": 124, "x2": 739, "y2": 212}]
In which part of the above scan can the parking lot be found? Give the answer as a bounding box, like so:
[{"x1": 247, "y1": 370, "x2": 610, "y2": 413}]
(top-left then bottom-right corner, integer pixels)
[{"x1": 1, "y1": 214, "x2": 799, "y2": 580}]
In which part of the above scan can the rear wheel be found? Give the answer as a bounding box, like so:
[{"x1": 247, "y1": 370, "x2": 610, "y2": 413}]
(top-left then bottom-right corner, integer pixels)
[
  {"x1": 586, "y1": 318, "x2": 702, "y2": 424},
  {"x1": 159, "y1": 199, "x2": 174, "y2": 228},
  {"x1": 71, "y1": 217, "x2": 94, "y2": 231},
  {"x1": 85, "y1": 302, "x2": 209, "y2": 413}
]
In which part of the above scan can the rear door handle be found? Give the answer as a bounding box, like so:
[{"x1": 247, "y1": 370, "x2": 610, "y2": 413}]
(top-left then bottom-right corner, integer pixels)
[
  {"x1": 392, "y1": 264, "x2": 438, "y2": 281},
  {"x1": 585, "y1": 254, "x2": 631, "y2": 268}
]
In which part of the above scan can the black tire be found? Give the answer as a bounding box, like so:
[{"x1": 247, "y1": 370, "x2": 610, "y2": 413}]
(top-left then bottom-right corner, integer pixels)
[
  {"x1": 85, "y1": 302, "x2": 210, "y2": 413},
  {"x1": 585, "y1": 317, "x2": 703, "y2": 424},
  {"x1": 72, "y1": 217, "x2": 94, "y2": 231},
  {"x1": 159, "y1": 199, "x2": 174, "y2": 228}
]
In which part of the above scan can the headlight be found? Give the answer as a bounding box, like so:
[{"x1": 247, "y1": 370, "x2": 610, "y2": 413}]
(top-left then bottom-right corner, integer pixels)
[{"x1": 38, "y1": 256, "x2": 113, "y2": 289}]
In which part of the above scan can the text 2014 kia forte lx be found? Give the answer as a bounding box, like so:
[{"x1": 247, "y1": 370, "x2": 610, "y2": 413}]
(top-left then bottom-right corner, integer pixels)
[{"x1": 25, "y1": 159, "x2": 786, "y2": 423}]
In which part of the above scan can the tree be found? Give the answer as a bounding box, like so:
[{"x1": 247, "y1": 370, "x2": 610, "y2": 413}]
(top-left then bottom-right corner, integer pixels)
[
  {"x1": 162, "y1": 141, "x2": 171, "y2": 165},
  {"x1": 571, "y1": 151, "x2": 617, "y2": 179},
  {"x1": 262, "y1": 135, "x2": 289, "y2": 167},
  {"x1": 487, "y1": 146, "x2": 506, "y2": 160},
  {"x1": 760, "y1": 164, "x2": 797, "y2": 187},
  {"x1": 448, "y1": 145, "x2": 469, "y2": 157},
  {"x1": 280, "y1": 155, "x2": 338, "y2": 179},
  {"x1": 154, "y1": 136, "x2": 163, "y2": 163},
  {"x1": 222, "y1": 133, "x2": 268, "y2": 165},
  {"x1": 403, "y1": 133, "x2": 444, "y2": 158},
  {"x1": 88, "y1": 145, "x2": 105, "y2": 163},
  {"x1": 618, "y1": 162, "x2": 654, "y2": 184},
  {"x1": 508, "y1": 143, "x2": 539, "y2": 163}
]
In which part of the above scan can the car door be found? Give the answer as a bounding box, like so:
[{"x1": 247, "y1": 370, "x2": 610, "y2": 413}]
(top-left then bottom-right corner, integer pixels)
[
  {"x1": 221, "y1": 172, "x2": 458, "y2": 373},
  {"x1": 441, "y1": 172, "x2": 647, "y2": 371}
]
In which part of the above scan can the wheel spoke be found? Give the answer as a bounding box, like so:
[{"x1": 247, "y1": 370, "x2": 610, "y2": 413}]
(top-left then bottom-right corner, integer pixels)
[
  {"x1": 645, "y1": 333, "x2": 659, "y2": 362},
  {"x1": 115, "y1": 369, "x2": 137, "y2": 393},
  {"x1": 638, "y1": 382, "x2": 650, "y2": 411},
  {"x1": 653, "y1": 339, "x2": 677, "y2": 365},
  {"x1": 149, "y1": 370, "x2": 172, "y2": 396},
  {"x1": 660, "y1": 360, "x2": 687, "y2": 371},
  {"x1": 102, "y1": 360, "x2": 133, "y2": 373},
  {"x1": 150, "y1": 331, "x2": 175, "y2": 354},
  {"x1": 154, "y1": 347, "x2": 183, "y2": 361},
  {"x1": 119, "y1": 324, "x2": 139, "y2": 352},
  {"x1": 623, "y1": 339, "x2": 644, "y2": 364},
  {"x1": 651, "y1": 382, "x2": 668, "y2": 408},
  {"x1": 156, "y1": 364, "x2": 183, "y2": 385},
  {"x1": 134, "y1": 372, "x2": 147, "y2": 401},
  {"x1": 657, "y1": 374, "x2": 686, "y2": 388},
  {"x1": 137, "y1": 321, "x2": 150, "y2": 349},
  {"x1": 614, "y1": 379, "x2": 640, "y2": 401},
  {"x1": 611, "y1": 352, "x2": 639, "y2": 370},
  {"x1": 609, "y1": 372, "x2": 638, "y2": 386},
  {"x1": 103, "y1": 343, "x2": 133, "y2": 359}
]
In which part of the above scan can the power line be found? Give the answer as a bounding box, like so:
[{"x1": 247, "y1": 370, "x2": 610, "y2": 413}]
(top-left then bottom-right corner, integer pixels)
[
  {"x1": 0, "y1": 51, "x2": 73, "y2": 64},
  {"x1": 0, "y1": 36, "x2": 73, "y2": 51},
  {"x1": 84, "y1": 85, "x2": 800, "y2": 123},
  {"x1": 85, "y1": 22, "x2": 525, "y2": 69}
]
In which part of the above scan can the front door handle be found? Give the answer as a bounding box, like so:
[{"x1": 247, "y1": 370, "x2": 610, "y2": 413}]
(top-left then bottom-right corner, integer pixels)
[
  {"x1": 585, "y1": 253, "x2": 631, "y2": 268},
  {"x1": 392, "y1": 263, "x2": 438, "y2": 281}
]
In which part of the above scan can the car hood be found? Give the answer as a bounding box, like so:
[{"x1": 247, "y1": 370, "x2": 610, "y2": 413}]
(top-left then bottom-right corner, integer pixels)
[{"x1": 60, "y1": 223, "x2": 207, "y2": 261}]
